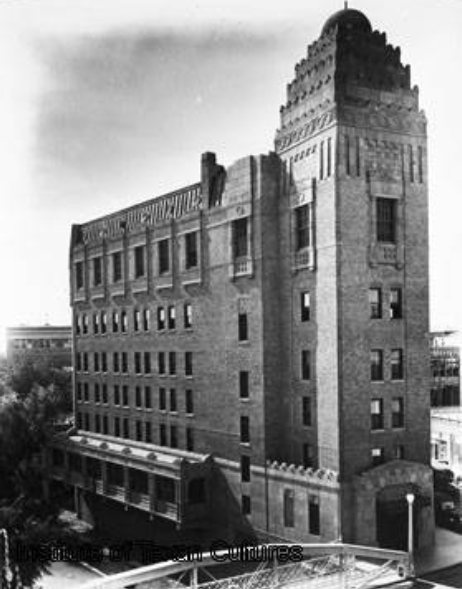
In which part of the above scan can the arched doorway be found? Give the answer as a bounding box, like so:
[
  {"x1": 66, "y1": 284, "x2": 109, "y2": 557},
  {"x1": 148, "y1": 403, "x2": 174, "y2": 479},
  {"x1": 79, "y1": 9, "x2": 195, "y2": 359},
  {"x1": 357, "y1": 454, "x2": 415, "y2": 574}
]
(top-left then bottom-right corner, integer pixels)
[{"x1": 376, "y1": 484, "x2": 418, "y2": 550}]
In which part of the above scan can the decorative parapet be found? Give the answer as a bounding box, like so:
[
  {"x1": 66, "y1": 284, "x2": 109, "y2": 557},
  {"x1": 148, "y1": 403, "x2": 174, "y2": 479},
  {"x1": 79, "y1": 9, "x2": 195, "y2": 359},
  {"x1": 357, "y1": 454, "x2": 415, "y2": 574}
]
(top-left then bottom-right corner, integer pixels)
[{"x1": 264, "y1": 460, "x2": 339, "y2": 486}]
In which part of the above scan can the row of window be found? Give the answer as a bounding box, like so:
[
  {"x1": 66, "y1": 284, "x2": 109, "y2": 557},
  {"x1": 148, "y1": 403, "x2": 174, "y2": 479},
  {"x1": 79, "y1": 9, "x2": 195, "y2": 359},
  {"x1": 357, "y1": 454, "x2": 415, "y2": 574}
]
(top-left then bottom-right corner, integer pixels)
[
  {"x1": 371, "y1": 397, "x2": 404, "y2": 430},
  {"x1": 76, "y1": 351, "x2": 194, "y2": 377},
  {"x1": 76, "y1": 412, "x2": 195, "y2": 451},
  {"x1": 369, "y1": 287, "x2": 402, "y2": 319},
  {"x1": 75, "y1": 303, "x2": 193, "y2": 336},
  {"x1": 371, "y1": 349, "x2": 404, "y2": 381},
  {"x1": 77, "y1": 383, "x2": 195, "y2": 414},
  {"x1": 75, "y1": 232, "x2": 199, "y2": 290}
]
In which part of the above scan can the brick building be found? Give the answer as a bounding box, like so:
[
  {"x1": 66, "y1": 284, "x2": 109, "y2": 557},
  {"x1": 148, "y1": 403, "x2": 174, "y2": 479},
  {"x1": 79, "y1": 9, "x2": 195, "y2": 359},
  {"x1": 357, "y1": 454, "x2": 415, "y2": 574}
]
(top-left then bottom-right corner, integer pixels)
[
  {"x1": 7, "y1": 325, "x2": 72, "y2": 369},
  {"x1": 52, "y1": 8, "x2": 434, "y2": 550}
]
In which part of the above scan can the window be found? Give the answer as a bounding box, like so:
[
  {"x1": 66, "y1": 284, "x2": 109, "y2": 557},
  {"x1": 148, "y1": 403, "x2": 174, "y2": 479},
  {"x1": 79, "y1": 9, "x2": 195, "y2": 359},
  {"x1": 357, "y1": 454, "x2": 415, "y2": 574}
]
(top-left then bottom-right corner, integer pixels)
[
  {"x1": 409, "y1": 145, "x2": 414, "y2": 183},
  {"x1": 160, "y1": 423, "x2": 167, "y2": 446},
  {"x1": 371, "y1": 447, "x2": 385, "y2": 467},
  {"x1": 158, "y1": 352, "x2": 166, "y2": 375},
  {"x1": 185, "y1": 232, "x2": 198, "y2": 269},
  {"x1": 145, "y1": 386, "x2": 152, "y2": 409},
  {"x1": 159, "y1": 387, "x2": 166, "y2": 411},
  {"x1": 94, "y1": 352, "x2": 100, "y2": 373},
  {"x1": 134, "y1": 245, "x2": 145, "y2": 278},
  {"x1": 135, "y1": 386, "x2": 142, "y2": 408},
  {"x1": 371, "y1": 399, "x2": 384, "y2": 430},
  {"x1": 370, "y1": 350, "x2": 383, "y2": 381},
  {"x1": 369, "y1": 288, "x2": 382, "y2": 319},
  {"x1": 418, "y1": 146, "x2": 423, "y2": 183},
  {"x1": 319, "y1": 140, "x2": 324, "y2": 180},
  {"x1": 157, "y1": 307, "x2": 166, "y2": 330},
  {"x1": 145, "y1": 422, "x2": 152, "y2": 443},
  {"x1": 94, "y1": 383, "x2": 100, "y2": 404},
  {"x1": 75, "y1": 315, "x2": 81, "y2": 336},
  {"x1": 303, "y1": 443, "x2": 314, "y2": 468},
  {"x1": 112, "y1": 311, "x2": 119, "y2": 333},
  {"x1": 392, "y1": 397, "x2": 404, "y2": 428},
  {"x1": 301, "y1": 292, "x2": 310, "y2": 322},
  {"x1": 327, "y1": 137, "x2": 332, "y2": 177},
  {"x1": 169, "y1": 352, "x2": 176, "y2": 376},
  {"x1": 83, "y1": 352, "x2": 89, "y2": 372},
  {"x1": 345, "y1": 135, "x2": 350, "y2": 176},
  {"x1": 185, "y1": 352, "x2": 193, "y2": 377},
  {"x1": 239, "y1": 371, "x2": 249, "y2": 399},
  {"x1": 241, "y1": 455, "x2": 251, "y2": 482},
  {"x1": 355, "y1": 136, "x2": 361, "y2": 176},
  {"x1": 376, "y1": 198, "x2": 397, "y2": 243},
  {"x1": 168, "y1": 306, "x2": 176, "y2": 330},
  {"x1": 114, "y1": 417, "x2": 120, "y2": 437},
  {"x1": 134, "y1": 352, "x2": 142, "y2": 375},
  {"x1": 101, "y1": 312, "x2": 107, "y2": 334},
  {"x1": 143, "y1": 352, "x2": 151, "y2": 374},
  {"x1": 283, "y1": 489, "x2": 295, "y2": 528},
  {"x1": 184, "y1": 303, "x2": 192, "y2": 329},
  {"x1": 170, "y1": 388, "x2": 177, "y2": 412},
  {"x1": 135, "y1": 420, "x2": 142, "y2": 441},
  {"x1": 93, "y1": 313, "x2": 99, "y2": 334},
  {"x1": 391, "y1": 349, "x2": 404, "y2": 380},
  {"x1": 170, "y1": 425, "x2": 178, "y2": 448},
  {"x1": 233, "y1": 218, "x2": 248, "y2": 258},
  {"x1": 238, "y1": 313, "x2": 248, "y2": 342},
  {"x1": 103, "y1": 415, "x2": 108, "y2": 435},
  {"x1": 295, "y1": 205, "x2": 309, "y2": 250},
  {"x1": 122, "y1": 385, "x2": 128, "y2": 407},
  {"x1": 301, "y1": 350, "x2": 311, "y2": 381},
  {"x1": 240, "y1": 416, "x2": 250, "y2": 443},
  {"x1": 75, "y1": 261, "x2": 84, "y2": 289},
  {"x1": 102, "y1": 384, "x2": 108, "y2": 404},
  {"x1": 390, "y1": 288, "x2": 402, "y2": 319},
  {"x1": 242, "y1": 494, "x2": 251, "y2": 515},
  {"x1": 124, "y1": 419, "x2": 130, "y2": 439},
  {"x1": 143, "y1": 308, "x2": 150, "y2": 331},
  {"x1": 113, "y1": 352, "x2": 119, "y2": 373},
  {"x1": 186, "y1": 389, "x2": 194, "y2": 414},
  {"x1": 121, "y1": 352, "x2": 128, "y2": 373},
  {"x1": 101, "y1": 352, "x2": 107, "y2": 373},
  {"x1": 309, "y1": 495, "x2": 320, "y2": 535},
  {"x1": 302, "y1": 397, "x2": 312, "y2": 427},
  {"x1": 77, "y1": 382, "x2": 82, "y2": 400},
  {"x1": 95, "y1": 414, "x2": 101, "y2": 433},
  {"x1": 158, "y1": 239, "x2": 170, "y2": 274},
  {"x1": 112, "y1": 251, "x2": 122, "y2": 282},
  {"x1": 93, "y1": 257, "x2": 102, "y2": 286},
  {"x1": 121, "y1": 310, "x2": 127, "y2": 333},
  {"x1": 114, "y1": 385, "x2": 120, "y2": 406},
  {"x1": 134, "y1": 309, "x2": 141, "y2": 332},
  {"x1": 394, "y1": 445, "x2": 405, "y2": 460},
  {"x1": 83, "y1": 383, "x2": 89, "y2": 402},
  {"x1": 186, "y1": 427, "x2": 194, "y2": 451},
  {"x1": 82, "y1": 315, "x2": 89, "y2": 335}
]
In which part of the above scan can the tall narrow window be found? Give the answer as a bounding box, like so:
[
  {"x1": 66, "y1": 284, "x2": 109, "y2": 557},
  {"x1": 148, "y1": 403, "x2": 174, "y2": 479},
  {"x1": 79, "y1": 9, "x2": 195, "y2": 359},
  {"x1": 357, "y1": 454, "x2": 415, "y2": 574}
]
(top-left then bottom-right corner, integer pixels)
[
  {"x1": 135, "y1": 420, "x2": 142, "y2": 441},
  {"x1": 345, "y1": 135, "x2": 350, "y2": 176},
  {"x1": 327, "y1": 137, "x2": 332, "y2": 177},
  {"x1": 158, "y1": 352, "x2": 166, "y2": 375},
  {"x1": 103, "y1": 416, "x2": 108, "y2": 434},
  {"x1": 168, "y1": 306, "x2": 176, "y2": 330},
  {"x1": 169, "y1": 352, "x2": 176, "y2": 376},
  {"x1": 101, "y1": 352, "x2": 107, "y2": 373},
  {"x1": 242, "y1": 495, "x2": 251, "y2": 515},
  {"x1": 319, "y1": 140, "x2": 324, "y2": 180},
  {"x1": 94, "y1": 352, "x2": 100, "y2": 372},
  {"x1": 112, "y1": 251, "x2": 122, "y2": 282},
  {"x1": 157, "y1": 307, "x2": 166, "y2": 330},
  {"x1": 101, "y1": 312, "x2": 107, "y2": 334},
  {"x1": 303, "y1": 443, "x2": 314, "y2": 468},
  {"x1": 356, "y1": 136, "x2": 361, "y2": 176},
  {"x1": 113, "y1": 352, "x2": 119, "y2": 372},
  {"x1": 121, "y1": 352, "x2": 128, "y2": 373},
  {"x1": 134, "y1": 309, "x2": 140, "y2": 332},
  {"x1": 92, "y1": 313, "x2": 99, "y2": 335},
  {"x1": 145, "y1": 422, "x2": 152, "y2": 443},
  {"x1": 114, "y1": 385, "x2": 120, "y2": 406},
  {"x1": 301, "y1": 350, "x2": 311, "y2": 381},
  {"x1": 186, "y1": 428, "x2": 194, "y2": 451},
  {"x1": 390, "y1": 288, "x2": 403, "y2": 319},
  {"x1": 376, "y1": 198, "x2": 397, "y2": 243},
  {"x1": 112, "y1": 311, "x2": 119, "y2": 333},
  {"x1": 102, "y1": 384, "x2": 108, "y2": 404},
  {"x1": 143, "y1": 308, "x2": 150, "y2": 331},
  {"x1": 185, "y1": 232, "x2": 198, "y2": 269},
  {"x1": 170, "y1": 388, "x2": 177, "y2": 412},
  {"x1": 240, "y1": 416, "x2": 250, "y2": 443},
  {"x1": 160, "y1": 423, "x2": 167, "y2": 446},
  {"x1": 114, "y1": 417, "x2": 120, "y2": 438},
  {"x1": 159, "y1": 387, "x2": 166, "y2": 411},
  {"x1": 238, "y1": 313, "x2": 248, "y2": 342},
  {"x1": 391, "y1": 349, "x2": 404, "y2": 380},
  {"x1": 134, "y1": 245, "x2": 145, "y2": 278},
  {"x1": 239, "y1": 371, "x2": 249, "y2": 399},
  {"x1": 75, "y1": 261, "x2": 84, "y2": 290},
  {"x1": 134, "y1": 352, "x2": 142, "y2": 375},
  {"x1": 418, "y1": 146, "x2": 423, "y2": 183},
  {"x1": 121, "y1": 310, "x2": 127, "y2": 333},
  {"x1": 158, "y1": 239, "x2": 170, "y2": 274},
  {"x1": 370, "y1": 350, "x2": 383, "y2": 381},
  {"x1": 371, "y1": 399, "x2": 384, "y2": 430},
  {"x1": 122, "y1": 385, "x2": 128, "y2": 406},
  {"x1": 185, "y1": 352, "x2": 193, "y2": 377},
  {"x1": 184, "y1": 303, "x2": 192, "y2": 329},
  {"x1": 283, "y1": 489, "x2": 295, "y2": 528},
  {"x1": 93, "y1": 257, "x2": 102, "y2": 286},
  {"x1": 145, "y1": 386, "x2": 152, "y2": 409},
  {"x1": 392, "y1": 397, "x2": 404, "y2": 428},
  {"x1": 301, "y1": 291, "x2": 311, "y2": 322},
  {"x1": 135, "y1": 386, "x2": 142, "y2": 408},
  {"x1": 295, "y1": 205, "x2": 309, "y2": 250},
  {"x1": 233, "y1": 218, "x2": 248, "y2": 258},
  {"x1": 144, "y1": 352, "x2": 151, "y2": 374},
  {"x1": 309, "y1": 495, "x2": 320, "y2": 535},
  {"x1": 241, "y1": 455, "x2": 251, "y2": 482},
  {"x1": 369, "y1": 288, "x2": 382, "y2": 319},
  {"x1": 409, "y1": 145, "x2": 414, "y2": 183},
  {"x1": 170, "y1": 425, "x2": 178, "y2": 448},
  {"x1": 302, "y1": 396, "x2": 312, "y2": 427},
  {"x1": 186, "y1": 389, "x2": 194, "y2": 414}
]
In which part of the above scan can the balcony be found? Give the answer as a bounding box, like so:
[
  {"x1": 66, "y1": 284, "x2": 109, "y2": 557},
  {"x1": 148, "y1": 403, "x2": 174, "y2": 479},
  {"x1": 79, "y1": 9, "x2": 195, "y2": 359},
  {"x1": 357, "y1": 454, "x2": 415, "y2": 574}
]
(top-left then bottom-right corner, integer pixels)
[{"x1": 232, "y1": 257, "x2": 253, "y2": 278}]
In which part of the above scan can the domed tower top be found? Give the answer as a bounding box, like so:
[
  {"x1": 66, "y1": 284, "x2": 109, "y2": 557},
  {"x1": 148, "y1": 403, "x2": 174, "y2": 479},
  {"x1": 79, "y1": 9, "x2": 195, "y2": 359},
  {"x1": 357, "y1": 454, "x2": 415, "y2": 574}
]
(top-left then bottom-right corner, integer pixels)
[{"x1": 321, "y1": 6, "x2": 372, "y2": 36}]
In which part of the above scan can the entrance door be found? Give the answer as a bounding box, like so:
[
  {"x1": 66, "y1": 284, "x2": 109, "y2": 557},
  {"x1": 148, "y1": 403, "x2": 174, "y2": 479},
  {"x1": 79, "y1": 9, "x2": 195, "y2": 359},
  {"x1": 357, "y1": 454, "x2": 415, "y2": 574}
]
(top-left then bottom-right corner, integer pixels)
[{"x1": 376, "y1": 497, "x2": 408, "y2": 550}]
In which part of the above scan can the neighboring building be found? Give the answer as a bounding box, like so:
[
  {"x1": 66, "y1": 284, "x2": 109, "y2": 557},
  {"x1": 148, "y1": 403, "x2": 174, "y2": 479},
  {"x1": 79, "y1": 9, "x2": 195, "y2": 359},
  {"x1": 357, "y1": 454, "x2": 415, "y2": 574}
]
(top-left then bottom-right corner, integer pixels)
[
  {"x1": 51, "y1": 8, "x2": 433, "y2": 550},
  {"x1": 432, "y1": 408, "x2": 462, "y2": 479},
  {"x1": 430, "y1": 332, "x2": 460, "y2": 408},
  {"x1": 7, "y1": 325, "x2": 72, "y2": 369}
]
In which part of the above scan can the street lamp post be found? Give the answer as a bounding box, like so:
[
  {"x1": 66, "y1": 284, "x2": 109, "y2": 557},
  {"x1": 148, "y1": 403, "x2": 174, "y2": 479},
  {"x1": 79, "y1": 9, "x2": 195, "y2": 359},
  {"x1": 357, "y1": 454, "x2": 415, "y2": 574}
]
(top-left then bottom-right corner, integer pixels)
[{"x1": 406, "y1": 493, "x2": 415, "y2": 577}]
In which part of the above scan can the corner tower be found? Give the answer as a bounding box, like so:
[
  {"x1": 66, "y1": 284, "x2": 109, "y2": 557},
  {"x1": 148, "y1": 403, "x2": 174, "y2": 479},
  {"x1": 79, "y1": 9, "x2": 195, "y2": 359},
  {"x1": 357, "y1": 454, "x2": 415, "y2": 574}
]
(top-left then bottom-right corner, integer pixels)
[{"x1": 275, "y1": 8, "x2": 433, "y2": 547}]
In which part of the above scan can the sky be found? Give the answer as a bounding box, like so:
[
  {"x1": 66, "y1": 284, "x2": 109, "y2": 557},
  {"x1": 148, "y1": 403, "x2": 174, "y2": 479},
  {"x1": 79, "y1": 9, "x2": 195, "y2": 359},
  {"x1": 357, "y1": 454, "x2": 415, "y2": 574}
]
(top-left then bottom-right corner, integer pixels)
[{"x1": 0, "y1": 0, "x2": 461, "y2": 352}]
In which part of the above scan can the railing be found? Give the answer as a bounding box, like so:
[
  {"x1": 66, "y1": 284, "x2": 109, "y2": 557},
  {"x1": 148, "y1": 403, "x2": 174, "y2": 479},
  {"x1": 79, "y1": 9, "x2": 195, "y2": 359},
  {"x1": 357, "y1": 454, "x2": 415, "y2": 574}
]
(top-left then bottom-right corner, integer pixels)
[{"x1": 78, "y1": 543, "x2": 412, "y2": 589}]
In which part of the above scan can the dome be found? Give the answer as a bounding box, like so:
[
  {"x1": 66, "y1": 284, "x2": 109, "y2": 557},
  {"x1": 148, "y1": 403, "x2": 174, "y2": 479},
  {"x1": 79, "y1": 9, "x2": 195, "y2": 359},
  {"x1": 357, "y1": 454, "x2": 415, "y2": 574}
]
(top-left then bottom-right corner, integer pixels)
[{"x1": 321, "y1": 8, "x2": 372, "y2": 36}]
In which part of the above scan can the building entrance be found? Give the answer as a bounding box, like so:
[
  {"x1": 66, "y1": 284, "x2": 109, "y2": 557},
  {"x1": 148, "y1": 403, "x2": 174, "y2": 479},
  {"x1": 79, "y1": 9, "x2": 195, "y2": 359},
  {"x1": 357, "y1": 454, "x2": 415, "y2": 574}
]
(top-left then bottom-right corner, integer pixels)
[{"x1": 376, "y1": 484, "x2": 417, "y2": 551}]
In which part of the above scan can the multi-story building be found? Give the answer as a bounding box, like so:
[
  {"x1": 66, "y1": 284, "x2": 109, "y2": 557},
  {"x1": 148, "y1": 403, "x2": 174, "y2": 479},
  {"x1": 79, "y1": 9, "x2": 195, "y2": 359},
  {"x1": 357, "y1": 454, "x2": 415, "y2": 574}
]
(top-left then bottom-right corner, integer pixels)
[
  {"x1": 52, "y1": 7, "x2": 434, "y2": 550},
  {"x1": 7, "y1": 325, "x2": 72, "y2": 369},
  {"x1": 430, "y1": 331, "x2": 460, "y2": 408}
]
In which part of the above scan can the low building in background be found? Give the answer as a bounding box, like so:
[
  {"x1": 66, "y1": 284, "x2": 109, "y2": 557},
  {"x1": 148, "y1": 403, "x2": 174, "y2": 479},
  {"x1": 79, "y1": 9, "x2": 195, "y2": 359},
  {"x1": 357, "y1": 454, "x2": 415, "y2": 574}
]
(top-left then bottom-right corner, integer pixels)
[
  {"x1": 430, "y1": 332, "x2": 460, "y2": 408},
  {"x1": 431, "y1": 408, "x2": 462, "y2": 478},
  {"x1": 7, "y1": 325, "x2": 72, "y2": 369}
]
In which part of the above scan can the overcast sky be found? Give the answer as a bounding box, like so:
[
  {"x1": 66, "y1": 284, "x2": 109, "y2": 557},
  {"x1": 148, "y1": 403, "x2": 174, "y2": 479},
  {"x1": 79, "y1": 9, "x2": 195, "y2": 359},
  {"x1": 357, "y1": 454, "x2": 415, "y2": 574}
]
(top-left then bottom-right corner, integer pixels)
[{"x1": 0, "y1": 0, "x2": 461, "y2": 351}]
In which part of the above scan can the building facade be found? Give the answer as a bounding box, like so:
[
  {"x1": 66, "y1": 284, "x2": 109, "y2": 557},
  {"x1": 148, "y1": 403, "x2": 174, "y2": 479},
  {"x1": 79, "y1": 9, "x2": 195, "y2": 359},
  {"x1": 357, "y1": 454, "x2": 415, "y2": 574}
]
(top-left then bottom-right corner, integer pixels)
[
  {"x1": 430, "y1": 332, "x2": 460, "y2": 408},
  {"x1": 7, "y1": 325, "x2": 72, "y2": 369},
  {"x1": 54, "y1": 8, "x2": 434, "y2": 550}
]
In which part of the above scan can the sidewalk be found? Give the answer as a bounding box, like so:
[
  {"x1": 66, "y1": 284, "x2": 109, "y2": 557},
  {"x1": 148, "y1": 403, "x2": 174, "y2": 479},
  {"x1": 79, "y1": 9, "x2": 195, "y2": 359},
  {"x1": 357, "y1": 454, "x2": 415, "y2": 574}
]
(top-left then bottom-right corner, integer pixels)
[{"x1": 416, "y1": 527, "x2": 462, "y2": 575}]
